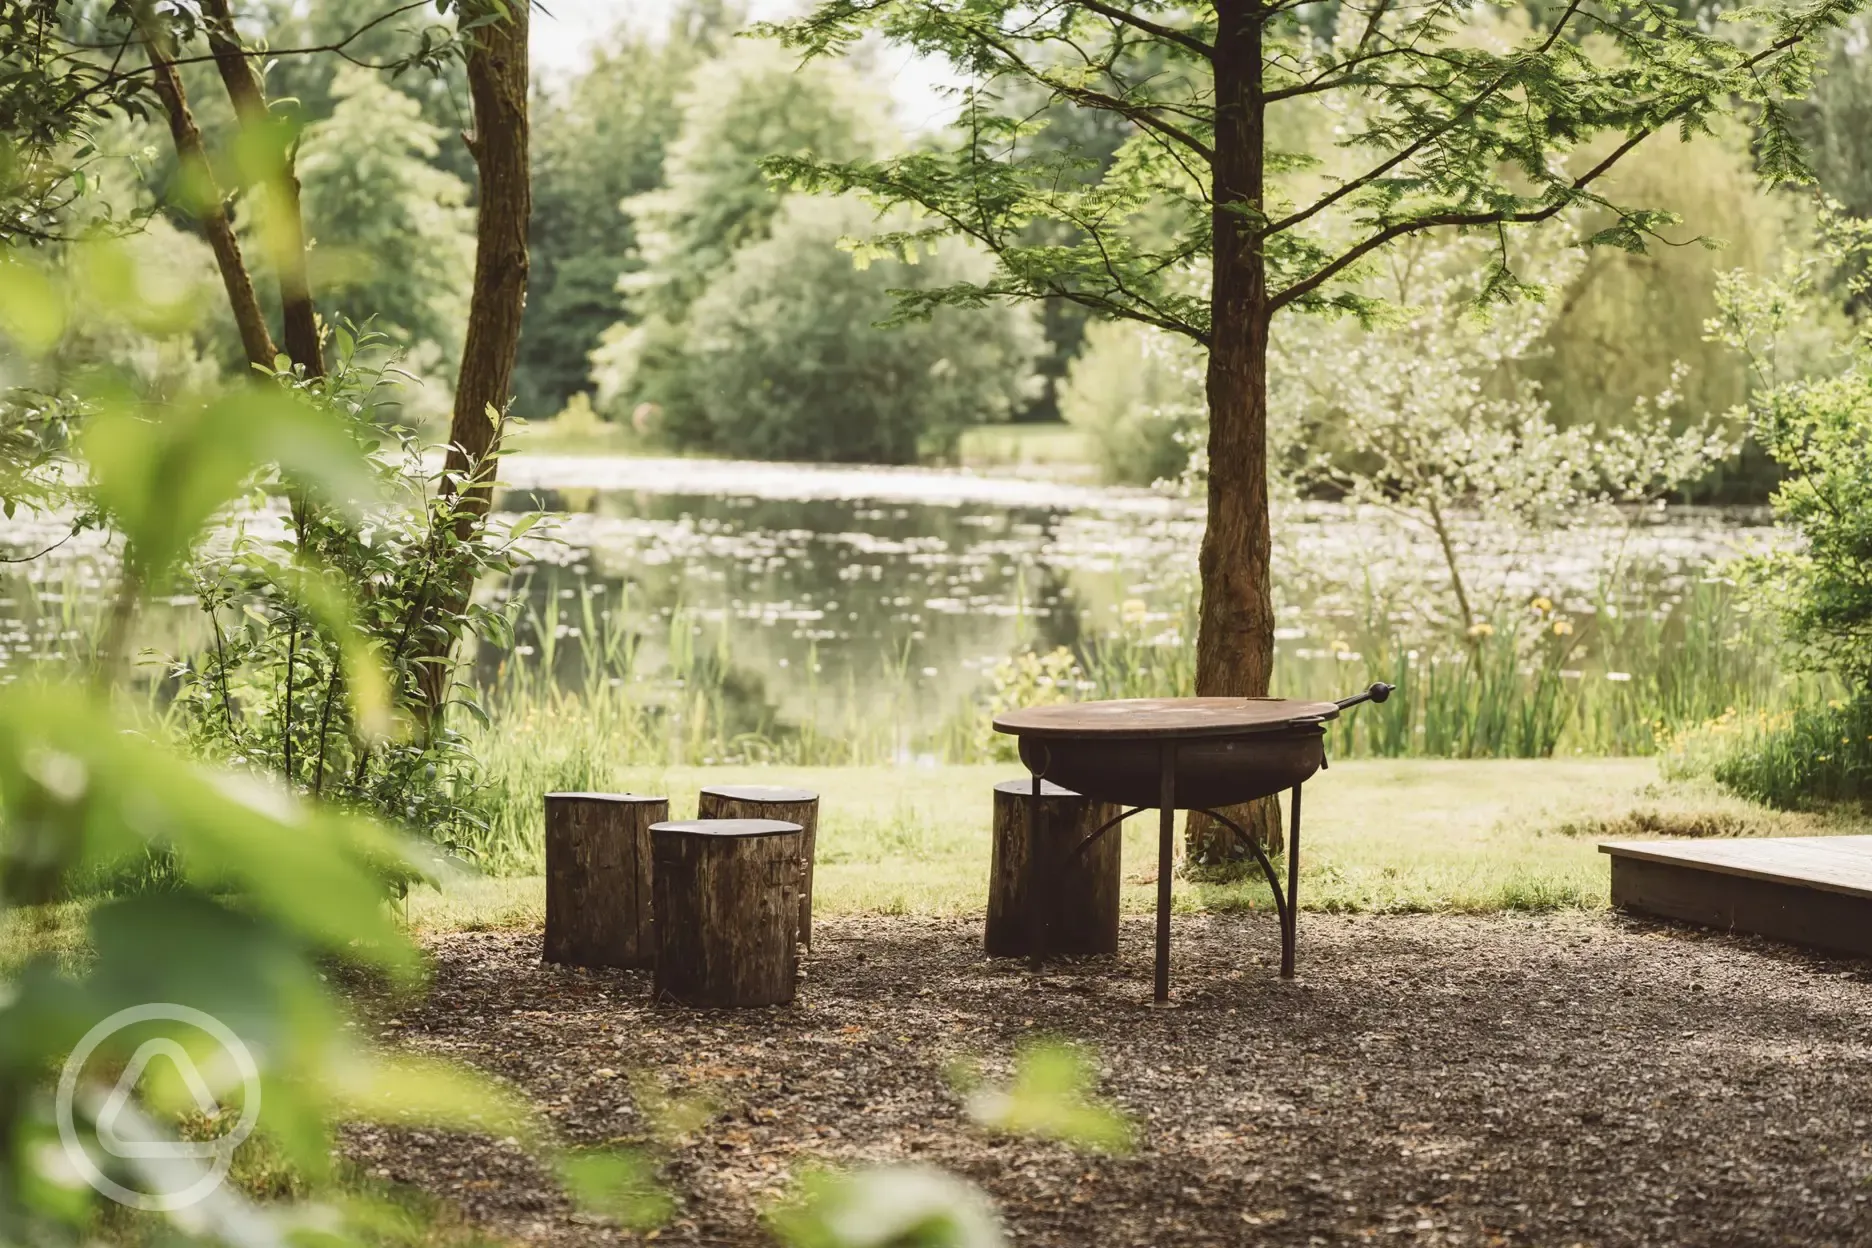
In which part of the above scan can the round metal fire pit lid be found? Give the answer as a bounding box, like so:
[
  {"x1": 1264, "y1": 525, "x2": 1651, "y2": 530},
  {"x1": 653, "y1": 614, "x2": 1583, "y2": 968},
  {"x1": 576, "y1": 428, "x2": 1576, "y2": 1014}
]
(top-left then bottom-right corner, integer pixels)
[{"x1": 992, "y1": 696, "x2": 1340, "y2": 740}]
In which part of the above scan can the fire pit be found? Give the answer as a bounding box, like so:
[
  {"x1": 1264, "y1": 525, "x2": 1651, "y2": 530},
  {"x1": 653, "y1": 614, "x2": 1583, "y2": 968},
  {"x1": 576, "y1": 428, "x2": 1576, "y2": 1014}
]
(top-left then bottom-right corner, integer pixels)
[{"x1": 993, "y1": 683, "x2": 1393, "y2": 1001}]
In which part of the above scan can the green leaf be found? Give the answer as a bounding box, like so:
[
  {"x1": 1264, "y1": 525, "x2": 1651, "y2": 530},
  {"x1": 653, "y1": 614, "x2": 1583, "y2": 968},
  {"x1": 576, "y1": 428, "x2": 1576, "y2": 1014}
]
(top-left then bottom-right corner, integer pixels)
[
  {"x1": 0, "y1": 686, "x2": 426, "y2": 976},
  {"x1": 959, "y1": 1040, "x2": 1134, "y2": 1154},
  {"x1": 557, "y1": 1150, "x2": 673, "y2": 1230},
  {"x1": 80, "y1": 385, "x2": 380, "y2": 578},
  {"x1": 0, "y1": 256, "x2": 66, "y2": 353},
  {"x1": 769, "y1": 1166, "x2": 1006, "y2": 1248}
]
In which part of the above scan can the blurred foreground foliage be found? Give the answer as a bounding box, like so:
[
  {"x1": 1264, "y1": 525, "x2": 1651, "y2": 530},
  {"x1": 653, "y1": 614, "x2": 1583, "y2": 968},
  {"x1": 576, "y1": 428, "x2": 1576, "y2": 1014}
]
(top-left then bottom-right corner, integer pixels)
[{"x1": 0, "y1": 230, "x2": 651, "y2": 1246}]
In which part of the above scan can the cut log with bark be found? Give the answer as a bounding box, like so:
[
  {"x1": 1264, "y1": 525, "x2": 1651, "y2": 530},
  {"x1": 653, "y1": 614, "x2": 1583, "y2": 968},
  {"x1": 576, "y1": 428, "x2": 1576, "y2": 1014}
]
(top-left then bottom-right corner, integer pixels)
[
  {"x1": 651, "y1": 819, "x2": 803, "y2": 1007},
  {"x1": 986, "y1": 779, "x2": 1122, "y2": 958},
  {"x1": 696, "y1": 784, "x2": 819, "y2": 949},
  {"x1": 544, "y1": 792, "x2": 665, "y2": 969}
]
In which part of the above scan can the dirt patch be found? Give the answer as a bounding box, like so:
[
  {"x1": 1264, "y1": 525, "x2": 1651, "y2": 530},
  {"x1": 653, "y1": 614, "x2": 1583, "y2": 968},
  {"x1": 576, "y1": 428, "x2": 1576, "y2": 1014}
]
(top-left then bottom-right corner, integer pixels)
[{"x1": 347, "y1": 913, "x2": 1872, "y2": 1247}]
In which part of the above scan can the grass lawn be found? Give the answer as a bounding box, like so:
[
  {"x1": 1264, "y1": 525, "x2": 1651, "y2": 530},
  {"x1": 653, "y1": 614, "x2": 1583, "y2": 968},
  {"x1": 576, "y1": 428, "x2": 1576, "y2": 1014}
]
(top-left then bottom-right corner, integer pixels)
[
  {"x1": 407, "y1": 758, "x2": 1856, "y2": 933},
  {"x1": 955, "y1": 422, "x2": 1098, "y2": 478}
]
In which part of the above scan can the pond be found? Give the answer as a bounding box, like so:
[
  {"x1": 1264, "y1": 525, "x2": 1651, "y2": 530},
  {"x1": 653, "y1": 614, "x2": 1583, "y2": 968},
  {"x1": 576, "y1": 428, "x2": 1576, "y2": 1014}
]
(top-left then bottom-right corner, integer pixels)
[
  {"x1": 482, "y1": 455, "x2": 1779, "y2": 741},
  {"x1": 0, "y1": 454, "x2": 1779, "y2": 749}
]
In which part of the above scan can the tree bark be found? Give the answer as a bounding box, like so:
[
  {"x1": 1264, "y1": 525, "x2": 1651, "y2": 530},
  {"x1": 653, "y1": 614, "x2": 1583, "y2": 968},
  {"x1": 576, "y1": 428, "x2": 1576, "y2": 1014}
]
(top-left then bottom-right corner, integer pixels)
[
  {"x1": 199, "y1": 0, "x2": 323, "y2": 378},
  {"x1": 652, "y1": 821, "x2": 803, "y2": 1007},
  {"x1": 1190, "y1": 0, "x2": 1283, "y2": 863},
  {"x1": 136, "y1": 15, "x2": 278, "y2": 370},
  {"x1": 544, "y1": 792, "x2": 665, "y2": 969},
  {"x1": 415, "y1": 0, "x2": 532, "y2": 730},
  {"x1": 696, "y1": 784, "x2": 819, "y2": 949},
  {"x1": 985, "y1": 779, "x2": 1121, "y2": 957}
]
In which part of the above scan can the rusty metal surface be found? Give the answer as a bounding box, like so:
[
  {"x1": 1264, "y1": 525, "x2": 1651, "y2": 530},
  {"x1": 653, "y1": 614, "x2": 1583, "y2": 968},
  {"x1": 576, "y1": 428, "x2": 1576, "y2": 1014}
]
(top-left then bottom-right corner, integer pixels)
[
  {"x1": 1018, "y1": 728, "x2": 1326, "y2": 810},
  {"x1": 993, "y1": 696, "x2": 1341, "y2": 740}
]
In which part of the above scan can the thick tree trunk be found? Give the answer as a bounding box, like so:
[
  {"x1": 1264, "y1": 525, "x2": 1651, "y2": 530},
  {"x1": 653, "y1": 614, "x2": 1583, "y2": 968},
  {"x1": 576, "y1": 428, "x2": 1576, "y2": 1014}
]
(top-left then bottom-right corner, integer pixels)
[
  {"x1": 199, "y1": 0, "x2": 323, "y2": 378},
  {"x1": 415, "y1": 1, "x2": 532, "y2": 731},
  {"x1": 136, "y1": 18, "x2": 278, "y2": 370},
  {"x1": 1190, "y1": 0, "x2": 1282, "y2": 864}
]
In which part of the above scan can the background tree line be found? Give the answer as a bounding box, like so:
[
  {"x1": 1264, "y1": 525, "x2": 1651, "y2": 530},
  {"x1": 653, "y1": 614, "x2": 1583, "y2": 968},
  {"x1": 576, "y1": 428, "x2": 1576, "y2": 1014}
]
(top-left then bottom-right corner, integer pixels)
[{"x1": 37, "y1": 0, "x2": 1872, "y2": 491}]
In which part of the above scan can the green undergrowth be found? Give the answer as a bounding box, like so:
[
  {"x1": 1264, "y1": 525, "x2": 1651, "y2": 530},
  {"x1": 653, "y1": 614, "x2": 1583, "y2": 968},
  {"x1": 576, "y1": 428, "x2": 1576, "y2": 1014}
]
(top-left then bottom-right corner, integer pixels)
[
  {"x1": 404, "y1": 758, "x2": 1865, "y2": 931},
  {"x1": 16, "y1": 761, "x2": 1853, "y2": 959}
]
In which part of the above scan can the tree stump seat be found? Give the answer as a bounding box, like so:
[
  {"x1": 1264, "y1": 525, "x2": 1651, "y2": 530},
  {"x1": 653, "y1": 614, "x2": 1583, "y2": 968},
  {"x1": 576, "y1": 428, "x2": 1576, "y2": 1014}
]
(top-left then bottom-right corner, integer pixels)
[
  {"x1": 544, "y1": 792, "x2": 667, "y2": 969},
  {"x1": 651, "y1": 819, "x2": 805, "y2": 1007},
  {"x1": 985, "y1": 778, "x2": 1122, "y2": 957},
  {"x1": 696, "y1": 784, "x2": 819, "y2": 949}
]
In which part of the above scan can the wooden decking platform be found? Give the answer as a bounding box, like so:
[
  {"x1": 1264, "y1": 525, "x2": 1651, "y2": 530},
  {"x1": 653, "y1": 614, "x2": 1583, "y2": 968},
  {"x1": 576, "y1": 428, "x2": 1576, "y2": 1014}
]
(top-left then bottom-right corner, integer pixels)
[{"x1": 1600, "y1": 835, "x2": 1872, "y2": 957}]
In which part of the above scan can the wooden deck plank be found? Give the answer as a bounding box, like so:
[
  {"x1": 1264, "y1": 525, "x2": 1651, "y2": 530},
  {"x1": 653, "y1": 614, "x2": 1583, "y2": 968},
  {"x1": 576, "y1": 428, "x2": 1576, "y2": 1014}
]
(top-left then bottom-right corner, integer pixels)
[
  {"x1": 1600, "y1": 835, "x2": 1872, "y2": 957},
  {"x1": 1599, "y1": 835, "x2": 1872, "y2": 900}
]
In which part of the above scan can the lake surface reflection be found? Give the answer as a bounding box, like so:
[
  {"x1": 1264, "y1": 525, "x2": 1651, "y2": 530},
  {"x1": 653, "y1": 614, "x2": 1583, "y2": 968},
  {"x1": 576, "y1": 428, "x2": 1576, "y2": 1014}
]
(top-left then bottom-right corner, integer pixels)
[{"x1": 485, "y1": 457, "x2": 1777, "y2": 736}]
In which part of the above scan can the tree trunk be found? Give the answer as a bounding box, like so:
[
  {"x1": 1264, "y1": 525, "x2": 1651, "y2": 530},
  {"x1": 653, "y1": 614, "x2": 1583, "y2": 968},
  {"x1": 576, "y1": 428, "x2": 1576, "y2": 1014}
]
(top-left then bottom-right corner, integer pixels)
[
  {"x1": 415, "y1": 1, "x2": 532, "y2": 732},
  {"x1": 1190, "y1": 0, "x2": 1282, "y2": 864},
  {"x1": 652, "y1": 820, "x2": 803, "y2": 1007},
  {"x1": 543, "y1": 792, "x2": 665, "y2": 969},
  {"x1": 136, "y1": 16, "x2": 278, "y2": 371},
  {"x1": 985, "y1": 779, "x2": 1121, "y2": 957},
  {"x1": 199, "y1": 0, "x2": 323, "y2": 378},
  {"x1": 696, "y1": 784, "x2": 819, "y2": 949}
]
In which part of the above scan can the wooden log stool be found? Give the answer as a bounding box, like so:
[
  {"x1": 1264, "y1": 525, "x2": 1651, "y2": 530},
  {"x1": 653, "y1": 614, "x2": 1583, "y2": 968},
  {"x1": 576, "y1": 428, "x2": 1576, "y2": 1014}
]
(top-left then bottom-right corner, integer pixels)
[
  {"x1": 650, "y1": 819, "x2": 805, "y2": 1007},
  {"x1": 985, "y1": 778, "x2": 1122, "y2": 958},
  {"x1": 544, "y1": 792, "x2": 667, "y2": 969},
  {"x1": 696, "y1": 784, "x2": 819, "y2": 949}
]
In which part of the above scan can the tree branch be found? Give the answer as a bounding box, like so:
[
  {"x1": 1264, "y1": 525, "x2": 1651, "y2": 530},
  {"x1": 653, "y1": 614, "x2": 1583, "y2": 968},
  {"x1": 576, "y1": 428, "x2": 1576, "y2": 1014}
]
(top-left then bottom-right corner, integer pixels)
[
  {"x1": 132, "y1": 11, "x2": 279, "y2": 369},
  {"x1": 1257, "y1": 0, "x2": 1589, "y2": 240},
  {"x1": 198, "y1": 0, "x2": 324, "y2": 379},
  {"x1": 1073, "y1": 0, "x2": 1214, "y2": 59}
]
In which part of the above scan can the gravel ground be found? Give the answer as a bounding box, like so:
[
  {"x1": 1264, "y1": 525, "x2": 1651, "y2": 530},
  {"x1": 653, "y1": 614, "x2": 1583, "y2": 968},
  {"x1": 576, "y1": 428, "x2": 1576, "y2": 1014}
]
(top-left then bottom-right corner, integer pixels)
[{"x1": 346, "y1": 913, "x2": 1872, "y2": 1247}]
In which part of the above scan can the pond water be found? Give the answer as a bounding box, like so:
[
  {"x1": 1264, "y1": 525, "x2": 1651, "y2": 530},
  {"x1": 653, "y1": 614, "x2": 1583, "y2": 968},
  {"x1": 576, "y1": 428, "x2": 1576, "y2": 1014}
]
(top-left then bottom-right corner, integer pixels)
[
  {"x1": 0, "y1": 455, "x2": 1779, "y2": 740},
  {"x1": 482, "y1": 456, "x2": 1779, "y2": 736}
]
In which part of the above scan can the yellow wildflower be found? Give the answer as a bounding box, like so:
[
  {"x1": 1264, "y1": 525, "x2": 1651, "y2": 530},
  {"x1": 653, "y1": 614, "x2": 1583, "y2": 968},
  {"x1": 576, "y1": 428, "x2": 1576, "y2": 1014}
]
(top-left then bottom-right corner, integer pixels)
[
  {"x1": 1467, "y1": 621, "x2": 1495, "y2": 638},
  {"x1": 1552, "y1": 619, "x2": 1574, "y2": 636},
  {"x1": 1531, "y1": 596, "x2": 1553, "y2": 613}
]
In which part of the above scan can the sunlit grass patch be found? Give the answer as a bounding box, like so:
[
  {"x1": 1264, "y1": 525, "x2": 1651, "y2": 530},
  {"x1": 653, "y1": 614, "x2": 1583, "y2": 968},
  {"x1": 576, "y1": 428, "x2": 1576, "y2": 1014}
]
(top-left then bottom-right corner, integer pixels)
[
  {"x1": 0, "y1": 901, "x2": 90, "y2": 975},
  {"x1": 955, "y1": 423, "x2": 1098, "y2": 477},
  {"x1": 407, "y1": 757, "x2": 1872, "y2": 933}
]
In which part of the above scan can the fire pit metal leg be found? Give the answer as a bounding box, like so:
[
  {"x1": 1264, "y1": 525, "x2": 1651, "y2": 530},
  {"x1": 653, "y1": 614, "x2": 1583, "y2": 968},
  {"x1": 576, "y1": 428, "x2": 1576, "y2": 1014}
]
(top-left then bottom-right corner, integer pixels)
[
  {"x1": 1284, "y1": 784, "x2": 1302, "y2": 978},
  {"x1": 1155, "y1": 742, "x2": 1176, "y2": 1003},
  {"x1": 1194, "y1": 806, "x2": 1291, "y2": 974},
  {"x1": 1026, "y1": 767, "x2": 1045, "y2": 972}
]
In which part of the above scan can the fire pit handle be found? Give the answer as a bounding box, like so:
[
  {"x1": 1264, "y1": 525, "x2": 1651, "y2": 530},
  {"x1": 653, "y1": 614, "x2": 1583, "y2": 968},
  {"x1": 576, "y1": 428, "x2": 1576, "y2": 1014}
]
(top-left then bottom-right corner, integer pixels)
[{"x1": 1334, "y1": 682, "x2": 1395, "y2": 711}]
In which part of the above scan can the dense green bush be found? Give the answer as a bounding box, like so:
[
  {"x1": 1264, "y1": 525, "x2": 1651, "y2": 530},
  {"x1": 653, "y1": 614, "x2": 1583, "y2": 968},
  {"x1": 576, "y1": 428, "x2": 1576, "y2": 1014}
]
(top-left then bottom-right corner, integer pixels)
[
  {"x1": 1692, "y1": 209, "x2": 1872, "y2": 807},
  {"x1": 665, "y1": 198, "x2": 1042, "y2": 462},
  {"x1": 1708, "y1": 700, "x2": 1872, "y2": 808},
  {"x1": 1058, "y1": 319, "x2": 1206, "y2": 485}
]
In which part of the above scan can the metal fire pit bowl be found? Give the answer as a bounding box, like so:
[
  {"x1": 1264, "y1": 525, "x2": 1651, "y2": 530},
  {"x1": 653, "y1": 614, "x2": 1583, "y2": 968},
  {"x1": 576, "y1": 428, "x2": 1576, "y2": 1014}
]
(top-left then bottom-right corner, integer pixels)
[
  {"x1": 993, "y1": 685, "x2": 1394, "y2": 1001},
  {"x1": 1018, "y1": 711, "x2": 1340, "y2": 812}
]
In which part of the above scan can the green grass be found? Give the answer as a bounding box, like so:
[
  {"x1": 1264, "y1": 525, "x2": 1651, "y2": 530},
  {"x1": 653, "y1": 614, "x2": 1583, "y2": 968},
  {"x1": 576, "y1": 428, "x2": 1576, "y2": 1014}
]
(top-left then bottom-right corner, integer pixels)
[
  {"x1": 955, "y1": 423, "x2": 1098, "y2": 477},
  {"x1": 407, "y1": 757, "x2": 1862, "y2": 933}
]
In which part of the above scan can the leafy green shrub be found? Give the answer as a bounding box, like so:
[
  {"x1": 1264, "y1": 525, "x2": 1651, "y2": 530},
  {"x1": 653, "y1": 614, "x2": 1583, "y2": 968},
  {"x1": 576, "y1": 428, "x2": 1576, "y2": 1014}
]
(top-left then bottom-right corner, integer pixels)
[
  {"x1": 1707, "y1": 699, "x2": 1872, "y2": 808},
  {"x1": 1058, "y1": 319, "x2": 1205, "y2": 486},
  {"x1": 671, "y1": 198, "x2": 1042, "y2": 462},
  {"x1": 1697, "y1": 207, "x2": 1872, "y2": 806},
  {"x1": 167, "y1": 330, "x2": 528, "y2": 859}
]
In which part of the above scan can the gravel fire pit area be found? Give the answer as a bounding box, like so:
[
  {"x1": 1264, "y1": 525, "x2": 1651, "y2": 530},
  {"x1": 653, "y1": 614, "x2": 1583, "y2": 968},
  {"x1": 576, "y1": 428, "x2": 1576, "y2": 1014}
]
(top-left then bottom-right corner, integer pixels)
[{"x1": 347, "y1": 913, "x2": 1872, "y2": 1247}]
